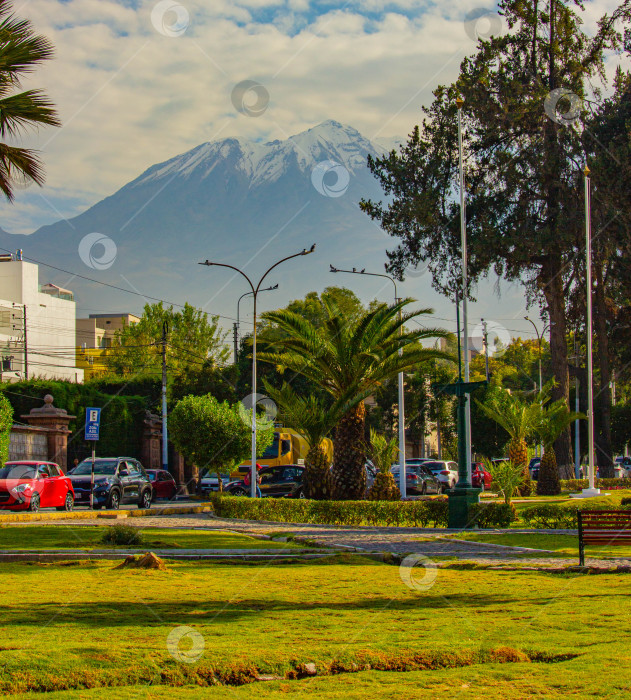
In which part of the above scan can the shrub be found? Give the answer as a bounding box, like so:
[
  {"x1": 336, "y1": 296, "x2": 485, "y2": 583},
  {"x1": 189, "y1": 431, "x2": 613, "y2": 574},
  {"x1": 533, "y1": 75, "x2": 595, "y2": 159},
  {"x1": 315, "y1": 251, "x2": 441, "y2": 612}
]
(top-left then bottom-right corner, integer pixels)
[
  {"x1": 211, "y1": 495, "x2": 449, "y2": 528},
  {"x1": 560, "y1": 478, "x2": 631, "y2": 491},
  {"x1": 100, "y1": 524, "x2": 143, "y2": 546},
  {"x1": 520, "y1": 502, "x2": 631, "y2": 529},
  {"x1": 468, "y1": 502, "x2": 517, "y2": 528}
]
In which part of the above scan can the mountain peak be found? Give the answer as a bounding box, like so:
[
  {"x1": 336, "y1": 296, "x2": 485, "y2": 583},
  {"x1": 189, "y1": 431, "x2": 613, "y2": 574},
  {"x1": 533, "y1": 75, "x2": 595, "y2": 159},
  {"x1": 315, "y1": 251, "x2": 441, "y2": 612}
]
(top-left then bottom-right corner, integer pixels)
[{"x1": 133, "y1": 121, "x2": 387, "y2": 189}]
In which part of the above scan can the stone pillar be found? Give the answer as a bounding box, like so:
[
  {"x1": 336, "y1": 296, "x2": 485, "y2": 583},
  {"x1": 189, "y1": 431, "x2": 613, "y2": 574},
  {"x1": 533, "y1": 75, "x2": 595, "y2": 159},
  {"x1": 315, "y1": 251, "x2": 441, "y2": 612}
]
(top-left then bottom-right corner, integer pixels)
[
  {"x1": 22, "y1": 395, "x2": 76, "y2": 472},
  {"x1": 141, "y1": 412, "x2": 162, "y2": 470}
]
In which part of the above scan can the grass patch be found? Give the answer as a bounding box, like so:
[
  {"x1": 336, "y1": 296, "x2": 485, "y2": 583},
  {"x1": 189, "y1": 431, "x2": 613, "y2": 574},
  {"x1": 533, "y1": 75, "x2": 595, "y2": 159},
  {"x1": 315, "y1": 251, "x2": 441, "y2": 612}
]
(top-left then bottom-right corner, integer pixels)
[
  {"x1": 450, "y1": 531, "x2": 631, "y2": 559},
  {"x1": 0, "y1": 526, "x2": 302, "y2": 551},
  {"x1": 0, "y1": 556, "x2": 630, "y2": 697}
]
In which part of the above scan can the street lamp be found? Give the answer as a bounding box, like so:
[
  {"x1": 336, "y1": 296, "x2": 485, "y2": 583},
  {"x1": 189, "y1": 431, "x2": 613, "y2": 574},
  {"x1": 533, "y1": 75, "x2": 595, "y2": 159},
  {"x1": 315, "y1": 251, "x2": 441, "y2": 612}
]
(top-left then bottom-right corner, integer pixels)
[
  {"x1": 330, "y1": 264, "x2": 407, "y2": 498},
  {"x1": 456, "y1": 97, "x2": 473, "y2": 485},
  {"x1": 524, "y1": 316, "x2": 550, "y2": 458},
  {"x1": 234, "y1": 284, "x2": 279, "y2": 363},
  {"x1": 200, "y1": 245, "x2": 315, "y2": 497}
]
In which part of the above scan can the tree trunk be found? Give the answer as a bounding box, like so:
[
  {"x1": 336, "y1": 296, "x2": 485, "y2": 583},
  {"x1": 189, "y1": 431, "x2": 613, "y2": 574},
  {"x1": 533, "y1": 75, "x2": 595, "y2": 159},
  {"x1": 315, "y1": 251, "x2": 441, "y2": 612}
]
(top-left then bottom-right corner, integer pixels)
[
  {"x1": 593, "y1": 257, "x2": 614, "y2": 476},
  {"x1": 540, "y1": 256, "x2": 574, "y2": 477},
  {"x1": 303, "y1": 444, "x2": 334, "y2": 500},
  {"x1": 331, "y1": 401, "x2": 367, "y2": 500},
  {"x1": 537, "y1": 447, "x2": 561, "y2": 495}
]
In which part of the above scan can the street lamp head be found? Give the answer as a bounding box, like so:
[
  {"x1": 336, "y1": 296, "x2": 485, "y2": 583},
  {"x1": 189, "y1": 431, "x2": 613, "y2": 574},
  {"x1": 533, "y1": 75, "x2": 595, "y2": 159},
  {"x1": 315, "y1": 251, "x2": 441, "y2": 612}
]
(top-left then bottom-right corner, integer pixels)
[
  {"x1": 199, "y1": 260, "x2": 213, "y2": 266},
  {"x1": 584, "y1": 165, "x2": 590, "y2": 177},
  {"x1": 330, "y1": 264, "x2": 338, "y2": 273},
  {"x1": 456, "y1": 96, "x2": 465, "y2": 109},
  {"x1": 302, "y1": 243, "x2": 316, "y2": 255},
  {"x1": 360, "y1": 268, "x2": 365, "y2": 274},
  {"x1": 270, "y1": 283, "x2": 279, "y2": 290}
]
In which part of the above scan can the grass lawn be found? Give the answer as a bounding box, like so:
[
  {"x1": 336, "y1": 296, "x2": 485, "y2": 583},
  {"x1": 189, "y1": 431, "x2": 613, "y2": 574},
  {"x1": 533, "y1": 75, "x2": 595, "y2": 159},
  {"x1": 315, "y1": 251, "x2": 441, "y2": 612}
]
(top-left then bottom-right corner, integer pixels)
[
  {"x1": 1, "y1": 556, "x2": 631, "y2": 698},
  {"x1": 0, "y1": 526, "x2": 302, "y2": 551},
  {"x1": 447, "y1": 531, "x2": 631, "y2": 559}
]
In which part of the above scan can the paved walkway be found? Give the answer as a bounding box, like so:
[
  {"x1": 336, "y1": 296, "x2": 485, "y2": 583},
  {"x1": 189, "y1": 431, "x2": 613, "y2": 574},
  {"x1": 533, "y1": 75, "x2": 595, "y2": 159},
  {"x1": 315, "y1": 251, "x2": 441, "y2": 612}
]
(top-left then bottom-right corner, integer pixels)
[{"x1": 8, "y1": 512, "x2": 631, "y2": 569}]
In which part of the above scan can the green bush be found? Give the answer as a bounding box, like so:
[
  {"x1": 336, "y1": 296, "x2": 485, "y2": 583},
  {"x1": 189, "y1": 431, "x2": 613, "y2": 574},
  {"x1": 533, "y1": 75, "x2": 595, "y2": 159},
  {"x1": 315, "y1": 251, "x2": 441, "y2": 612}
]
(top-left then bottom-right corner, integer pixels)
[
  {"x1": 211, "y1": 496, "x2": 449, "y2": 528},
  {"x1": 560, "y1": 478, "x2": 631, "y2": 491},
  {"x1": 100, "y1": 524, "x2": 143, "y2": 546},
  {"x1": 520, "y1": 502, "x2": 631, "y2": 529},
  {"x1": 0, "y1": 393, "x2": 13, "y2": 466},
  {"x1": 468, "y1": 502, "x2": 517, "y2": 528}
]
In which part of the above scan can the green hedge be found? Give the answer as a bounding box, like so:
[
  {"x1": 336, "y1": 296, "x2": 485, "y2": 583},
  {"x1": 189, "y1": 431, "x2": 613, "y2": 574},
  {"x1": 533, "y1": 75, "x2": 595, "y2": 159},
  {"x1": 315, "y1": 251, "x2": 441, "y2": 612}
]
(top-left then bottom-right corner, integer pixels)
[
  {"x1": 211, "y1": 495, "x2": 449, "y2": 528},
  {"x1": 468, "y1": 502, "x2": 517, "y2": 528},
  {"x1": 2, "y1": 379, "x2": 148, "y2": 462},
  {"x1": 521, "y1": 502, "x2": 631, "y2": 529},
  {"x1": 560, "y1": 478, "x2": 631, "y2": 491}
]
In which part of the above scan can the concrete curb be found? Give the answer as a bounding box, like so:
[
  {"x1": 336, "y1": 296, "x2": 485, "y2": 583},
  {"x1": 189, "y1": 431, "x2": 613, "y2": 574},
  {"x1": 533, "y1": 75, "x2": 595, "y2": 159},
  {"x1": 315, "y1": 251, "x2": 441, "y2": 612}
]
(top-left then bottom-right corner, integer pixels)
[{"x1": 0, "y1": 504, "x2": 213, "y2": 523}]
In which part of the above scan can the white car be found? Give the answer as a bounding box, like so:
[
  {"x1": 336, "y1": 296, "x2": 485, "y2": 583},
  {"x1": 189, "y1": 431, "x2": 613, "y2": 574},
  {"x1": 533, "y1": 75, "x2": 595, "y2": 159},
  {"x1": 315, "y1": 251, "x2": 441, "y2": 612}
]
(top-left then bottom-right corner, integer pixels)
[{"x1": 422, "y1": 460, "x2": 459, "y2": 492}]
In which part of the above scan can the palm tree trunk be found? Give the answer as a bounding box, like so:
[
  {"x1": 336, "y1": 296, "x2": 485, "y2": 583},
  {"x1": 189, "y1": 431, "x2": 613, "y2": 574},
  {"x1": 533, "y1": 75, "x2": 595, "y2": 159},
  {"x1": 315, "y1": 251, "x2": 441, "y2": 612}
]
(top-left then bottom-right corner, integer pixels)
[
  {"x1": 331, "y1": 401, "x2": 367, "y2": 500},
  {"x1": 536, "y1": 448, "x2": 561, "y2": 495},
  {"x1": 303, "y1": 444, "x2": 334, "y2": 499}
]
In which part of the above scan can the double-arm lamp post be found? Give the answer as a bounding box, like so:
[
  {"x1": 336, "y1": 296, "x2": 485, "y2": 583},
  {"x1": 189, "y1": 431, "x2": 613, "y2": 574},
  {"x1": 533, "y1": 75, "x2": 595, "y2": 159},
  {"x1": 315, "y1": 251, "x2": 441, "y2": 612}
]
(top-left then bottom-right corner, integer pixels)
[
  {"x1": 329, "y1": 265, "x2": 407, "y2": 498},
  {"x1": 200, "y1": 245, "x2": 316, "y2": 497}
]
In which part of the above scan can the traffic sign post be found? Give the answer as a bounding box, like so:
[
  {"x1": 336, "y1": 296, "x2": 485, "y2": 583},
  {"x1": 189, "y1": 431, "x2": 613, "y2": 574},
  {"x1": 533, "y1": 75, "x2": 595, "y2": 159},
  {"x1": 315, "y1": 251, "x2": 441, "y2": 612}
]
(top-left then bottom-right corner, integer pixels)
[
  {"x1": 432, "y1": 380, "x2": 487, "y2": 528},
  {"x1": 85, "y1": 408, "x2": 101, "y2": 510}
]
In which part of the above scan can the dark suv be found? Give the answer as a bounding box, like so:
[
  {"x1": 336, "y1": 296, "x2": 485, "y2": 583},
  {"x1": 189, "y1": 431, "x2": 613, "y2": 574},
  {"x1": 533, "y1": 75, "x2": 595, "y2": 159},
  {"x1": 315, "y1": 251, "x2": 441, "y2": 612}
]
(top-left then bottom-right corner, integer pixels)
[
  {"x1": 69, "y1": 457, "x2": 153, "y2": 510},
  {"x1": 226, "y1": 465, "x2": 306, "y2": 498}
]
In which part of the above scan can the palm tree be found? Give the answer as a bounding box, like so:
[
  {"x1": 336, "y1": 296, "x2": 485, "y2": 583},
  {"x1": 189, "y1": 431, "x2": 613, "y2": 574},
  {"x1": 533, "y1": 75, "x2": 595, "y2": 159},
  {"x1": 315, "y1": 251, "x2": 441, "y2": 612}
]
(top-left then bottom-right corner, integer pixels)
[
  {"x1": 263, "y1": 382, "x2": 352, "y2": 499},
  {"x1": 0, "y1": 0, "x2": 60, "y2": 201},
  {"x1": 366, "y1": 429, "x2": 400, "y2": 501},
  {"x1": 533, "y1": 399, "x2": 583, "y2": 496},
  {"x1": 476, "y1": 387, "x2": 541, "y2": 495},
  {"x1": 259, "y1": 298, "x2": 451, "y2": 499}
]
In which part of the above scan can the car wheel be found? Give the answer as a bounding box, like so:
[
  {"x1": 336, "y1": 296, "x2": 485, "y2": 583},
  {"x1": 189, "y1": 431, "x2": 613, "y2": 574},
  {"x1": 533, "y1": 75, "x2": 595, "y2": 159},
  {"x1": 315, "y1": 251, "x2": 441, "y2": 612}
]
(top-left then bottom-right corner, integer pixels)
[
  {"x1": 107, "y1": 490, "x2": 120, "y2": 510},
  {"x1": 93, "y1": 505, "x2": 102, "y2": 510},
  {"x1": 56, "y1": 491, "x2": 74, "y2": 512},
  {"x1": 232, "y1": 487, "x2": 247, "y2": 497},
  {"x1": 28, "y1": 492, "x2": 40, "y2": 512},
  {"x1": 479, "y1": 482, "x2": 485, "y2": 493},
  {"x1": 138, "y1": 490, "x2": 152, "y2": 509},
  {"x1": 297, "y1": 488, "x2": 306, "y2": 499}
]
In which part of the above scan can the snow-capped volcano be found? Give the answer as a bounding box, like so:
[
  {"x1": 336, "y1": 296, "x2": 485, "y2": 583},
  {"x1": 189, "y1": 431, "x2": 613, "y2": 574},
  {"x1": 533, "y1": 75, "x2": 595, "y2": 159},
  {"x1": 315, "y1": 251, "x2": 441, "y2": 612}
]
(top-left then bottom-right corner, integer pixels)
[
  {"x1": 133, "y1": 120, "x2": 384, "y2": 188},
  {"x1": 0, "y1": 121, "x2": 399, "y2": 321}
]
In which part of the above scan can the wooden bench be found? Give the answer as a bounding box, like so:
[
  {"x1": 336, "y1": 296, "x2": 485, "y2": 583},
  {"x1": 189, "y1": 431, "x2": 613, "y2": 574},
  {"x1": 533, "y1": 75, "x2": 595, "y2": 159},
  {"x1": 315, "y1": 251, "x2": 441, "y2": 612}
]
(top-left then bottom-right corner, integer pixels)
[{"x1": 578, "y1": 510, "x2": 631, "y2": 565}]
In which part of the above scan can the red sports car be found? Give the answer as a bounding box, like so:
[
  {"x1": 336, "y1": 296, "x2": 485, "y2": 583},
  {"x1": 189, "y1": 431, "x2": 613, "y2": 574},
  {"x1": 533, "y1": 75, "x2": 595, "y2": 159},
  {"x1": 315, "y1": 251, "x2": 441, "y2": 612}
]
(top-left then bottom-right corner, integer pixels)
[
  {"x1": 0, "y1": 461, "x2": 74, "y2": 512},
  {"x1": 471, "y1": 462, "x2": 493, "y2": 491},
  {"x1": 145, "y1": 469, "x2": 177, "y2": 501}
]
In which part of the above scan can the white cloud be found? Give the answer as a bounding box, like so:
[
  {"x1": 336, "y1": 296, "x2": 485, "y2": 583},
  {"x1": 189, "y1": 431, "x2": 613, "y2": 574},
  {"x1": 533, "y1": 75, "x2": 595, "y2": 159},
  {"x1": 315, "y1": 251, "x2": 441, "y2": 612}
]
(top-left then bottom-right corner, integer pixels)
[{"x1": 1, "y1": 0, "x2": 627, "y2": 235}]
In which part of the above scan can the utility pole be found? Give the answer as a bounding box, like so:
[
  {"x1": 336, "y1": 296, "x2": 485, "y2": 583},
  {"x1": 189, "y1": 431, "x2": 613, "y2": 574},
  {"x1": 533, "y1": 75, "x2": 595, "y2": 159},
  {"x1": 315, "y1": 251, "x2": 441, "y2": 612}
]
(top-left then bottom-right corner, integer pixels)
[
  {"x1": 23, "y1": 306, "x2": 27, "y2": 380},
  {"x1": 481, "y1": 318, "x2": 490, "y2": 382},
  {"x1": 161, "y1": 320, "x2": 169, "y2": 472},
  {"x1": 233, "y1": 322, "x2": 239, "y2": 364},
  {"x1": 572, "y1": 336, "x2": 581, "y2": 478}
]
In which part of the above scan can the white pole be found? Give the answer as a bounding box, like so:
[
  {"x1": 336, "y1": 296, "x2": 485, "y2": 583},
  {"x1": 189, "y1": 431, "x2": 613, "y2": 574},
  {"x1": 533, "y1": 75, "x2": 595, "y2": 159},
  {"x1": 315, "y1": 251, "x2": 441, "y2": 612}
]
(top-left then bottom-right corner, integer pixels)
[
  {"x1": 251, "y1": 294, "x2": 258, "y2": 498},
  {"x1": 397, "y1": 299, "x2": 406, "y2": 498},
  {"x1": 583, "y1": 166, "x2": 599, "y2": 496},
  {"x1": 457, "y1": 98, "x2": 472, "y2": 483}
]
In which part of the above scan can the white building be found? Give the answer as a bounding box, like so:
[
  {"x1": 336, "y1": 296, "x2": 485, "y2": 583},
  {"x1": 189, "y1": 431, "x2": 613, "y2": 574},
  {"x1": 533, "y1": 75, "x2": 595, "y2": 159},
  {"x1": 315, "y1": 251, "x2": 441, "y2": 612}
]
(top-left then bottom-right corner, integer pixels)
[{"x1": 0, "y1": 254, "x2": 83, "y2": 382}]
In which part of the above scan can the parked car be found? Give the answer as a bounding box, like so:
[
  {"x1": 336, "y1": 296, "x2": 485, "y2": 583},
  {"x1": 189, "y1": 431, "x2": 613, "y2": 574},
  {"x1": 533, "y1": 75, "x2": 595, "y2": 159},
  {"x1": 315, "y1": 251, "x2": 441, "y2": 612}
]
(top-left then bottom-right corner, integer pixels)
[
  {"x1": 226, "y1": 464, "x2": 306, "y2": 498},
  {"x1": 68, "y1": 457, "x2": 153, "y2": 510},
  {"x1": 196, "y1": 469, "x2": 232, "y2": 497},
  {"x1": 422, "y1": 460, "x2": 459, "y2": 492},
  {"x1": 528, "y1": 457, "x2": 541, "y2": 480},
  {"x1": 471, "y1": 462, "x2": 492, "y2": 491},
  {"x1": 365, "y1": 461, "x2": 377, "y2": 492},
  {"x1": 391, "y1": 464, "x2": 442, "y2": 495},
  {"x1": 145, "y1": 469, "x2": 177, "y2": 501},
  {"x1": 0, "y1": 461, "x2": 74, "y2": 512}
]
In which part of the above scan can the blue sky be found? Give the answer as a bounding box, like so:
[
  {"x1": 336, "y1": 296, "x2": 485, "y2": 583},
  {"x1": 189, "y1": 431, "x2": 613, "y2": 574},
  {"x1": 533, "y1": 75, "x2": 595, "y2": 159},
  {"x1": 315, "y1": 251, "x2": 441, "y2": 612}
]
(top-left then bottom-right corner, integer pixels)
[{"x1": 0, "y1": 0, "x2": 626, "y2": 342}]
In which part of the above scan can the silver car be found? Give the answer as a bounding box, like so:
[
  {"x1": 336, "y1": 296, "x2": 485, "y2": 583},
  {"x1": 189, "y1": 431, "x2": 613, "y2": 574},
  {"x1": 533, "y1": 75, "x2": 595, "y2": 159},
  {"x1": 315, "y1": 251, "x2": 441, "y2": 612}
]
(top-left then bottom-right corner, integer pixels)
[{"x1": 422, "y1": 460, "x2": 459, "y2": 492}]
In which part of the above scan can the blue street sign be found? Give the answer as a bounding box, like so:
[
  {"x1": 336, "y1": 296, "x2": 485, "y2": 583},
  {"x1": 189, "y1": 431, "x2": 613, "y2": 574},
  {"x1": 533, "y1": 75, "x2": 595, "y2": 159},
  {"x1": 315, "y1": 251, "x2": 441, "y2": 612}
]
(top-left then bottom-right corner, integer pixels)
[{"x1": 85, "y1": 407, "x2": 101, "y2": 441}]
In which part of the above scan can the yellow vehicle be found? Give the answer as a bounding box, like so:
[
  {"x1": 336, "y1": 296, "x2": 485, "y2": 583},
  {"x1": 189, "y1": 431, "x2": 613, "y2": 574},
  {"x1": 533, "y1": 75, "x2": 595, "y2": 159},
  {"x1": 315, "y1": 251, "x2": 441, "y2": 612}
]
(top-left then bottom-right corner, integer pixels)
[{"x1": 232, "y1": 428, "x2": 333, "y2": 476}]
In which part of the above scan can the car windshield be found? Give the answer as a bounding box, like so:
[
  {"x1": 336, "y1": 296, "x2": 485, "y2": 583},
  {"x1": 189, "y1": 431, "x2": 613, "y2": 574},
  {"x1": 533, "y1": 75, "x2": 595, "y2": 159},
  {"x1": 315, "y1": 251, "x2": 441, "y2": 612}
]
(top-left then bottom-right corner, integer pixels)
[
  {"x1": 72, "y1": 460, "x2": 118, "y2": 476},
  {"x1": 0, "y1": 464, "x2": 36, "y2": 479},
  {"x1": 423, "y1": 462, "x2": 444, "y2": 470},
  {"x1": 261, "y1": 436, "x2": 279, "y2": 459}
]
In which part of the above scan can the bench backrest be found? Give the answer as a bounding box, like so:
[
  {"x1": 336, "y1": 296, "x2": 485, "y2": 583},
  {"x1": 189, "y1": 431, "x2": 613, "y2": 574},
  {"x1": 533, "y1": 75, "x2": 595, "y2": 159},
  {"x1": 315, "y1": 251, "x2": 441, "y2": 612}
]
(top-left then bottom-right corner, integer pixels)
[{"x1": 579, "y1": 510, "x2": 631, "y2": 545}]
